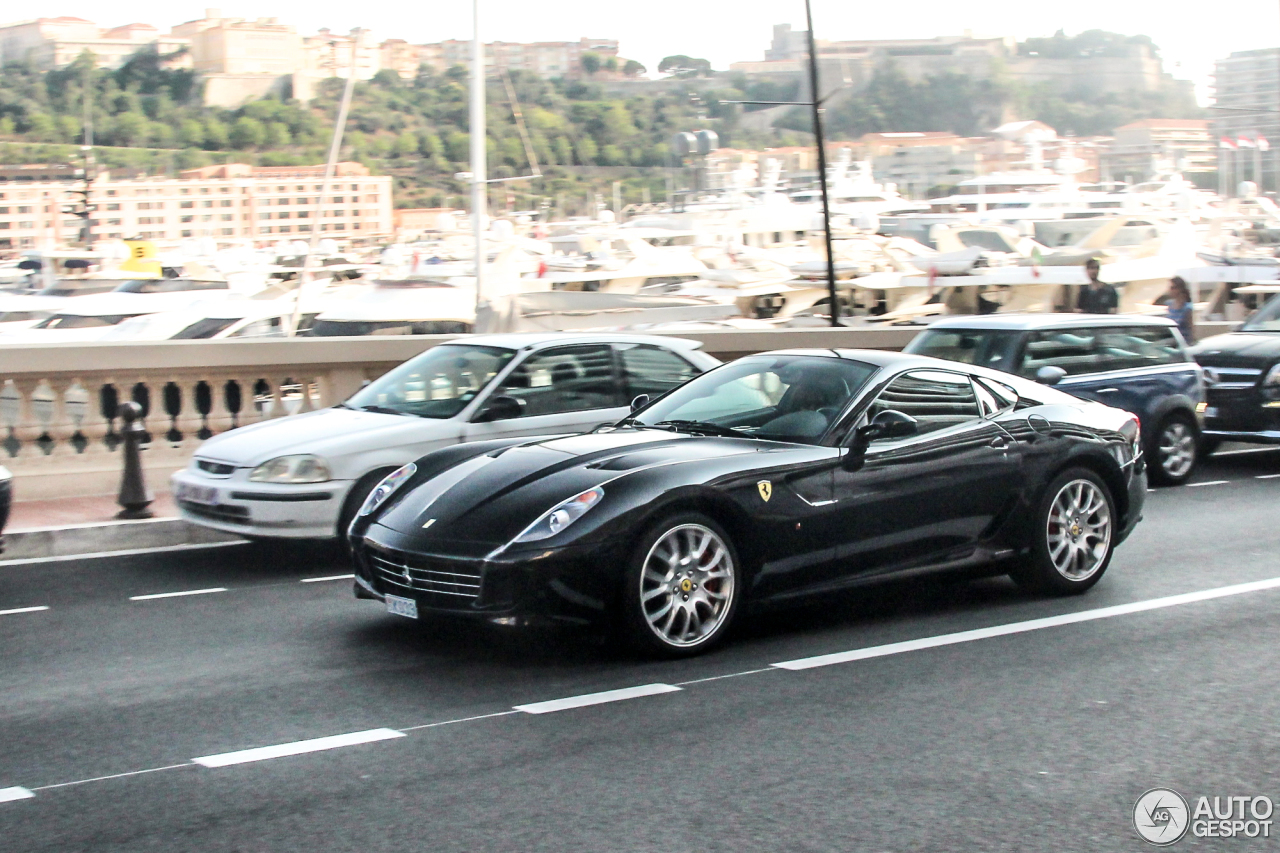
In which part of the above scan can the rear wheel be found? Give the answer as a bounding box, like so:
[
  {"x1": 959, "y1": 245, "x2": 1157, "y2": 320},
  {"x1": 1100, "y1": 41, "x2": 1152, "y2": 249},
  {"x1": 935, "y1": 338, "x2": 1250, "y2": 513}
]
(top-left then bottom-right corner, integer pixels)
[
  {"x1": 1148, "y1": 413, "x2": 1198, "y2": 486},
  {"x1": 1011, "y1": 468, "x2": 1116, "y2": 595},
  {"x1": 620, "y1": 513, "x2": 741, "y2": 657}
]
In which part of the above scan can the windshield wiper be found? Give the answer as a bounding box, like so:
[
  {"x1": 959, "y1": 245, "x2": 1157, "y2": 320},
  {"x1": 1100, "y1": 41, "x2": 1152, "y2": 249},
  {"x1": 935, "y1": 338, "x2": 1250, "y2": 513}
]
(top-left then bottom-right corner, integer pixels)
[
  {"x1": 356, "y1": 404, "x2": 409, "y2": 416},
  {"x1": 654, "y1": 419, "x2": 748, "y2": 438}
]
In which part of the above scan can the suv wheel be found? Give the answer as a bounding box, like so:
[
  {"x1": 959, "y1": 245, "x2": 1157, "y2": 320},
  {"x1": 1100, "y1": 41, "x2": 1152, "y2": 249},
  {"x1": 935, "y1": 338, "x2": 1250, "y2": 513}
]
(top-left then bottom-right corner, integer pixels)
[{"x1": 1149, "y1": 414, "x2": 1198, "y2": 486}]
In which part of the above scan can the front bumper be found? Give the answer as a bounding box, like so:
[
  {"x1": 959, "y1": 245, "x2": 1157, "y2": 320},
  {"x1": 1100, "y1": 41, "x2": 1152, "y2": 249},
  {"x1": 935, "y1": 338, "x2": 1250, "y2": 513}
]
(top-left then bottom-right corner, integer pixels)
[
  {"x1": 350, "y1": 533, "x2": 618, "y2": 625},
  {"x1": 170, "y1": 468, "x2": 349, "y2": 539},
  {"x1": 1202, "y1": 386, "x2": 1280, "y2": 444},
  {"x1": 1117, "y1": 462, "x2": 1147, "y2": 546}
]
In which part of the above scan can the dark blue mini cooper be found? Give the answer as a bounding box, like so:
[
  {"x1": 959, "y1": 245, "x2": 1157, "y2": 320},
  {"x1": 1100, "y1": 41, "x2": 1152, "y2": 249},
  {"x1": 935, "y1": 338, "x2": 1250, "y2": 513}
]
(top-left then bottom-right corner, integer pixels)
[{"x1": 906, "y1": 314, "x2": 1205, "y2": 485}]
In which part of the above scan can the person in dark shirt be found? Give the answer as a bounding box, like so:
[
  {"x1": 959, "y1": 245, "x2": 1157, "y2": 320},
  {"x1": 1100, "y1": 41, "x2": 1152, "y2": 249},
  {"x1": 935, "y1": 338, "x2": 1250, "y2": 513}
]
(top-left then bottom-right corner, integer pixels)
[{"x1": 1078, "y1": 258, "x2": 1119, "y2": 314}]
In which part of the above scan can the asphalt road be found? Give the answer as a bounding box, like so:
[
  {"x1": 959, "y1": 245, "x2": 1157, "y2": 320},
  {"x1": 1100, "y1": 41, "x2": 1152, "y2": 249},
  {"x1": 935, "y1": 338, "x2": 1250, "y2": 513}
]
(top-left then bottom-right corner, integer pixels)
[{"x1": 3, "y1": 446, "x2": 1280, "y2": 851}]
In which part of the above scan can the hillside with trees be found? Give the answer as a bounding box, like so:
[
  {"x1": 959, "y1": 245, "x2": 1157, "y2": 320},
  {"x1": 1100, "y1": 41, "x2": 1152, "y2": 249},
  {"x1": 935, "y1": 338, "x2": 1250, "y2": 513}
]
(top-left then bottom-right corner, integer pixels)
[{"x1": 0, "y1": 31, "x2": 1203, "y2": 210}]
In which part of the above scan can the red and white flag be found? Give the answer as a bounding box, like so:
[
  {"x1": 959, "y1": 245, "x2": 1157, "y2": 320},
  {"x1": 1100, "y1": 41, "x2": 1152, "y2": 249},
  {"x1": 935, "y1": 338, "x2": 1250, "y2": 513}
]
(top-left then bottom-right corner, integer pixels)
[
  {"x1": 1220, "y1": 136, "x2": 1237, "y2": 150},
  {"x1": 1237, "y1": 136, "x2": 1256, "y2": 149},
  {"x1": 1258, "y1": 136, "x2": 1271, "y2": 152}
]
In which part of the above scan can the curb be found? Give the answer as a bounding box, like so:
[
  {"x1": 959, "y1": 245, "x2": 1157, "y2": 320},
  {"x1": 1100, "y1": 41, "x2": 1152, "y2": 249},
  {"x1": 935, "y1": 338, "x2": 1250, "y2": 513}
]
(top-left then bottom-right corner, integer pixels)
[{"x1": 1, "y1": 517, "x2": 244, "y2": 563}]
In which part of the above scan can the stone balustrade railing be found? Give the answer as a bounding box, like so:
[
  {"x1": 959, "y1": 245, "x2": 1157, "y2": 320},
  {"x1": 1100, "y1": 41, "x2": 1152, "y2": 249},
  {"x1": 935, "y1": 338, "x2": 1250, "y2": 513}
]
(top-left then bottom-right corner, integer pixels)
[{"x1": 0, "y1": 327, "x2": 924, "y2": 501}]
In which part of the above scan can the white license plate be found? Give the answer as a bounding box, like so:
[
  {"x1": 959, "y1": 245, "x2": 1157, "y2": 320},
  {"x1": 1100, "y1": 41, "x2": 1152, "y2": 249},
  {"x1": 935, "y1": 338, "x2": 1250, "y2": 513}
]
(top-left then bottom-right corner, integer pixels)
[
  {"x1": 385, "y1": 594, "x2": 418, "y2": 620},
  {"x1": 1203, "y1": 406, "x2": 1219, "y2": 419},
  {"x1": 177, "y1": 483, "x2": 219, "y2": 506}
]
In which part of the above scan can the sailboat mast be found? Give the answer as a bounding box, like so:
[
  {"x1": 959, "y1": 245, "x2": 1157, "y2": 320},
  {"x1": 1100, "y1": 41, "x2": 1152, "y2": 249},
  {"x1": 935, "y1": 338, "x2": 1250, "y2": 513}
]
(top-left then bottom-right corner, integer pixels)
[
  {"x1": 804, "y1": 0, "x2": 839, "y2": 327},
  {"x1": 471, "y1": 0, "x2": 487, "y2": 310}
]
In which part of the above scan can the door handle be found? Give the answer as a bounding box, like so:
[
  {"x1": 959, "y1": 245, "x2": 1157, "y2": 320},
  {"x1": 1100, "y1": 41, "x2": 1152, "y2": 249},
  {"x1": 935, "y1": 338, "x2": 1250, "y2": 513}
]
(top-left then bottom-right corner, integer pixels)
[{"x1": 1095, "y1": 388, "x2": 1120, "y2": 393}]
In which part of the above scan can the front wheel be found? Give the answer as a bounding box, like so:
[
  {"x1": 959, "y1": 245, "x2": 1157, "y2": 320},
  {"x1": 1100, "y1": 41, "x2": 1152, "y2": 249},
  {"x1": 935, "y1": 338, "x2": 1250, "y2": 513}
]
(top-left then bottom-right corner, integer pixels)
[
  {"x1": 1011, "y1": 468, "x2": 1116, "y2": 595},
  {"x1": 1148, "y1": 414, "x2": 1198, "y2": 486},
  {"x1": 619, "y1": 513, "x2": 741, "y2": 657}
]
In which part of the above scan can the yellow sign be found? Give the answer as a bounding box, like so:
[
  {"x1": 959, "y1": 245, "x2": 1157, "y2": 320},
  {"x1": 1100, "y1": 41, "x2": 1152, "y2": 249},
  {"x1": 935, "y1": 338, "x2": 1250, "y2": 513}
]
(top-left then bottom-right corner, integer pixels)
[
  {"x1": 757, "y1": 480, "x2": 772, "y2": 502},
  {"x1": 119, "y1": 239, "x2": 161, "y2": 277}
]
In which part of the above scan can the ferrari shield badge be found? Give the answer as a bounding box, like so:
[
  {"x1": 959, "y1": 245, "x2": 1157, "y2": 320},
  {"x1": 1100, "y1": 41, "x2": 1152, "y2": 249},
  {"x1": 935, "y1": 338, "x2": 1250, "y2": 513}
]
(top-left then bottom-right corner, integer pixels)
[{"x1": 757, "y1": 480, "x2": 772, "y2": 502}]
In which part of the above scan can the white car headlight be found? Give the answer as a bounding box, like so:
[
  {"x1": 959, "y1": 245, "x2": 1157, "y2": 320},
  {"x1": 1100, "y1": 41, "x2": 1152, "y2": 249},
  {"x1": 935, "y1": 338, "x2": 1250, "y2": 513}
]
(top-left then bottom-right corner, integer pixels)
[
  {"x1": 1264, "y1": 364, "x2": 1280, "y2": 387},
  {"x1": 358, "y1": 463, "x2": 417, "y2": 517},
  {"x1": 248, "y1": 454, "x2": 332, "y2": 484},
  {"x1": 513, "y1": 486, "x2": 605, "y2": 544}
]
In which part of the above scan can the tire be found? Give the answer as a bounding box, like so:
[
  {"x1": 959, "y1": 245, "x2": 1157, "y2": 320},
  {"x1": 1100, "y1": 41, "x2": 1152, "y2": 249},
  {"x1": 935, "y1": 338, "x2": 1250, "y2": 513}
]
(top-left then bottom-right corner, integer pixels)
[
  {"x1": 337, "y1": 468, "x2": 396, "y2": 556},
  {"x1": 619, "y1": 512, "x2": 742, "y2": 658},
  {"x1": 1147, "y1": 413, "x2": 1198, "y2": 486},
  {"x1": 1011, "y1": 467, "x2": 1117, "y2": 595}
]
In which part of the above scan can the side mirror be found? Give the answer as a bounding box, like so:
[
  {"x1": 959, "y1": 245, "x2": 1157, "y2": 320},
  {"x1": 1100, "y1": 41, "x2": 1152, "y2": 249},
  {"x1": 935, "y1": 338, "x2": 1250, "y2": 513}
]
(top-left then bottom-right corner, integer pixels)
[
  {"x1": 630, "y1": 394, "x2": 650, "y2": 413},
  {"x1": 1035, "y1": 365, "x2": 1066, "y2": 386},
  {"x1": 476, "y1": 394, "x2": 525, "y2": 422}
]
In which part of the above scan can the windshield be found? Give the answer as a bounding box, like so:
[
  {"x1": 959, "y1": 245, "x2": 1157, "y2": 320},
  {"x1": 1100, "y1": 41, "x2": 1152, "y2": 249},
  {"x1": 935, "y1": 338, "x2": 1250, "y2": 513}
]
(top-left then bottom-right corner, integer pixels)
[
  {"x1": 906, "y1": 328, "x2": 1024, "y2": 369},
  {"x1": 35, "y1": 313, "x2": 141, "y2": 329},
  {"x1": 631, "y1": 355, "x2": 877, "y2": 444},
  {"x1": 344, "y1": 344, "x2": 515, "y2": 419},
  {"x1": 1241, "y1": 294, "x2": 1280, "y2": 331}
]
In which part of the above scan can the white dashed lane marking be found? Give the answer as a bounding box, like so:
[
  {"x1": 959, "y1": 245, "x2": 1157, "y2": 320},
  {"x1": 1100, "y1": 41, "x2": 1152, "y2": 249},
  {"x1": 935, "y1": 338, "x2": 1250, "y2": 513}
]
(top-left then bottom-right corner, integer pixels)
[
  {"x1": 0, "y1": 787, "x2": 34, "y2": 803},
  {"x1": 513, "y1": 683, "x2": 682, "y2": 714},
  {"x1": 1187, "y1": 480, "x2": 1230, "y2": 487},
  {"x1": 300, "y1": 574, "x2": 355, "y2": 583},
  {"x1": 129, "y1": 588, "x2": 227, "y2": 602},
  {"x1": 1256, "y1": 473, "x2": 1280, "y2": 479},
  {"x1": 192, "y1": 729, "x2": 405, "y2": 768},
  {"x1": 0, "y1": 606, "x2": 49, "y2": 617}
]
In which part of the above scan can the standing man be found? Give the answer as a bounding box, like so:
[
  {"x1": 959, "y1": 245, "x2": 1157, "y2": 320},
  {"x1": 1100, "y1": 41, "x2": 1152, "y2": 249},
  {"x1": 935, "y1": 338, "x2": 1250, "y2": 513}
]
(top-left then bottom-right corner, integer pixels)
[{"x1": 1078, "y1": 257, "x2": 1119, "y2": 314}]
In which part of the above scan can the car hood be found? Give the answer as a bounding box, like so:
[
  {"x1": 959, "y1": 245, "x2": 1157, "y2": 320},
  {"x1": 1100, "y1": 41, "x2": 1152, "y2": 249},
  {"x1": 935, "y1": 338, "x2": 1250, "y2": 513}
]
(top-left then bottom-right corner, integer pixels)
[
  {"x1": 371, "y1": 429, "x2": 766, "y2": 550},
  {"x1": 1192, "y1": 333, "x2": 1280, "y2": 366},
  {"x1": 194, "y1": 407, "x2": 453, "y2": 468}
]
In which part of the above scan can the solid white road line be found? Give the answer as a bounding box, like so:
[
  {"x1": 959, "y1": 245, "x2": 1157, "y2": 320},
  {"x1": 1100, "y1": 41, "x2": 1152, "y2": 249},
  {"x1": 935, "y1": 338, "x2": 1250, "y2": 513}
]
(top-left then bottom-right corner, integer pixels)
[
  {"x1": 0, "y1": 606, "x2": 49, "y2": 617},
  {"x1": 772, "y1": 575, "x2": 1280, "y2": 671},
  {"x1": 300, "y1": 574, "x2": 355, "y2": 583},
  {"x1": 400, "y1": 710, "x2": 519, "y2": 732},
  {"x1": 0, "y1": 540, "x2": 245, "y2": 568},
  {"x1": 1187, "y1": 480, "x2": 1230, "y2": 487},
  {"x1": 192, "y1": 728, "x2": 405, "y2": 768},
  {"x1": 514, "y1": 683, "x2": 682, "y2": 715},
  {"x1": 129, "y1": 588, "x2": 227, "y2": 601},
  {"x1": 33, "y1": 764, "x2": 193, "y2": 792},
  {"x1": 0, "y1": 787, "x2": 34, "y2": 803},
  {"x1": 1212, "y1": 446, "x2": 1280, "y2": 457}
]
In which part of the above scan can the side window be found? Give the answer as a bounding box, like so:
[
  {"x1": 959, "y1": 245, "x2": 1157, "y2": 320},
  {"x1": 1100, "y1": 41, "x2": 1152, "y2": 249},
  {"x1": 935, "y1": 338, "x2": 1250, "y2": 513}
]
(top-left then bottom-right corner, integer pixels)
[
  {"x1": 975, "y1": 377, "x2": 1019, "y2": 413},
  {"x1": 1095, "y1": 326, "x2": 1186, "y2": 371},
  {"x1": 1019, "y1": 329, "x2": 1102, "y2": 377},
  {"x1": 868, "y1": 370, "x2": 982, "y2": 437},
  {"x1": 492, "y1": 344, "x2": 621, "y2": 417},
  {"x1": 619, "y1": 344, "x2": 698, "y2": 398}
]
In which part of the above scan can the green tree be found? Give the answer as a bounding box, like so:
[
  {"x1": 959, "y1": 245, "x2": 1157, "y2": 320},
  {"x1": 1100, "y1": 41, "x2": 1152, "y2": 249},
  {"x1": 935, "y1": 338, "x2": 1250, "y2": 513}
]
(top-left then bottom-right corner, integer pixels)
[
  {"x1": 395, "y1": 131, "x2": 419, "y2": 157},
  {"x1": 178, "y1": 119, "x2": 204, "y2": 148},
  {"x1": 229, "y1": 116, "x2": 266, "y2": 149},
  {"x1": 203, "y1": 118, "x2": 229, "y2": 149},
  {"x1": 265, "y1": 122, "x2": 292, "y2": 147},
  {"x1": 574, "y1": 136, "x2": 598, "y2": 165},
  {"x1": 657, "y1": 55, "x2": 712, "y2": 77},
  {"x1": 623, "y1": 59, "x2": 646, "y2": 77},
  {"x1": 111, "y1": 112, "x2": 147, "y2": 147}
]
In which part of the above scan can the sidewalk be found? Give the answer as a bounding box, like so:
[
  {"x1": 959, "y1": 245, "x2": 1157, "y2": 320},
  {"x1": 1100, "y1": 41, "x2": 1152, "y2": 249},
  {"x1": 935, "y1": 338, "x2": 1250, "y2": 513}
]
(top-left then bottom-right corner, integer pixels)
[{"x1": 3, "y1": 490, "x2": 240, "y2": 563}]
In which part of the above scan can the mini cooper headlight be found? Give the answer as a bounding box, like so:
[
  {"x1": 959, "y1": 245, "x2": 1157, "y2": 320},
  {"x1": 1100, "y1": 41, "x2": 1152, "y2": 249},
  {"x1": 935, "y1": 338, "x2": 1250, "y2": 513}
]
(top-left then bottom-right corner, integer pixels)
[
  {"x1": 358, "y1": 463, "x2": 417, "y2": 517},
  {"x1": 248, "y1": 454, "x2": 331, "y2": 484},
  {"x1": 513, "y1": 486, "x2": 605, "y2": 543}
]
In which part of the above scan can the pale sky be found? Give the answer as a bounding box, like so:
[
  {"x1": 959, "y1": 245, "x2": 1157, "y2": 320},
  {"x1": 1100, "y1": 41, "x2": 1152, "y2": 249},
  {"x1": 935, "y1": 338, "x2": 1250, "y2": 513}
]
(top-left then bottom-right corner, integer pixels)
[{"x1": 33, "y1": 0, "x2": 1280, "y2": 103}]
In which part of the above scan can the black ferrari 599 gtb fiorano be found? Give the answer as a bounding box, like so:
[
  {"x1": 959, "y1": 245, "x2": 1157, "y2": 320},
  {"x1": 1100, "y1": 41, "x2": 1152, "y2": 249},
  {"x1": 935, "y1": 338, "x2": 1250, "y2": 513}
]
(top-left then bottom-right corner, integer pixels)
[{"x1": 349, "y1": 348, "x2": 1146, "y2": 656}]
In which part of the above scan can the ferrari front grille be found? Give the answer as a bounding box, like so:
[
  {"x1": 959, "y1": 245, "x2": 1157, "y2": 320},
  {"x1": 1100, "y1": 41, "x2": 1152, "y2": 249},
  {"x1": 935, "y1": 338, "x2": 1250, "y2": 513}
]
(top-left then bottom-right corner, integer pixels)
[{"x1": 368, "y1": 548, "x2": 482, "y2": 599}]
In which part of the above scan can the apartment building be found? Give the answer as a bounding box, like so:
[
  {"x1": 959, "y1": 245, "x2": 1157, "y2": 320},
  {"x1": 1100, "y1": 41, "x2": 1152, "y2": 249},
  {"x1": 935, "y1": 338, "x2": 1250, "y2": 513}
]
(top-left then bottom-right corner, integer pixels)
[
  {"x1": 0, "y1": 16, "x2": 190, "y2": 69},
  {"x1": 384, "y1": 37, "x2": 620, "y2": 80},
  {"x1": 0, "y1": 163, "x2": 392, "y2": 251},
  {"x1": 1104, "y1": 119, "x2": 1215, "y2": 182}
]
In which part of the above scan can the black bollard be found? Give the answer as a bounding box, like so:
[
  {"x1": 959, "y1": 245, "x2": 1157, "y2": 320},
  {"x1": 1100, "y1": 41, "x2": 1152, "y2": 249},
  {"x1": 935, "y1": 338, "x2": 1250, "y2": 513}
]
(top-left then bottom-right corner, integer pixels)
[{"x1": 116, "y1": 401, "x2": 154, "y2": 520}]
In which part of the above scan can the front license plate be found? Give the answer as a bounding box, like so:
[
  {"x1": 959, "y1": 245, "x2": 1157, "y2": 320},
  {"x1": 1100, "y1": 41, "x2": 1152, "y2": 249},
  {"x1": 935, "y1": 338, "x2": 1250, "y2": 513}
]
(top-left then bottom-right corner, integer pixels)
[
  {"x1": 177, "y1": 483, "x2": 219, "y2": 506},
  {"x1": 1203, "y1": 406, "x2": 1219, "y2": 419},
  {"x1": 385, "y1": 594, "x2": 418, "y2": 620}
]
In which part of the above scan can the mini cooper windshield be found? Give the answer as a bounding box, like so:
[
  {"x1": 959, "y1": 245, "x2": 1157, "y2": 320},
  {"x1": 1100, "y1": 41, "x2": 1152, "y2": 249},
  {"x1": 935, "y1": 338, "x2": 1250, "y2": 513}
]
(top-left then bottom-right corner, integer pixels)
[
  {"x1": 630, "y1": 355, "x2": 878, "y2": 443},
  {"x1": 1240, "y1": 295, "x2": 1280, "y2": 332},
  {"x1": 344, "y1": 344, "x2": 515, "y2": 419}
]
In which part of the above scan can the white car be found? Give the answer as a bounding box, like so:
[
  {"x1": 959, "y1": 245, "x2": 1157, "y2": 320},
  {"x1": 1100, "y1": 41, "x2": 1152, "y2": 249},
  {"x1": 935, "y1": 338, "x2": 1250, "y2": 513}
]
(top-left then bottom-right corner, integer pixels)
[{"x1": 172, "y1": 333, "x2": 719, "y2": 541}]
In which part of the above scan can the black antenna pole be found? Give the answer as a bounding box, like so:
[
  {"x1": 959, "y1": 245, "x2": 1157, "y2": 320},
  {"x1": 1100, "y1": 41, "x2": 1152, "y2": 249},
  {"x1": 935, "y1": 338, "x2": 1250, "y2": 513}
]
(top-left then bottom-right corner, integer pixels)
[{"x1": 804, "y1": 0, "x2": 839, "y2": 326}]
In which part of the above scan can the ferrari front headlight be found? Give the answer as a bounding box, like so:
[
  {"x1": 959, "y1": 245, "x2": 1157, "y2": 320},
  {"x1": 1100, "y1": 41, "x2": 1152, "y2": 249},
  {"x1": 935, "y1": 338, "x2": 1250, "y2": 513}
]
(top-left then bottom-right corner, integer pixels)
[
  {"x1": 1264, "y1": 364, "x2": 1280, "y2": 387},
  {"x1": 513, "y1": 486, "x2": 605, "y2": 543},
  {"x1": 248, "y1": 454, "x2": 331, "y2": 484},
  {"x1": 358, "y1": 463, "x2": 417, "y2": 517}
]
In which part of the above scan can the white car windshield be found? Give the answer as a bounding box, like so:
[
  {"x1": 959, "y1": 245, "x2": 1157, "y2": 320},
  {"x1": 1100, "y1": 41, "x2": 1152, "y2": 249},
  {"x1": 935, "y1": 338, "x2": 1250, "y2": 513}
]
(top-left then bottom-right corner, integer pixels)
[
  {"x1": 631, "y1": 355, "x2": 877, "y2": 444},
  {"x1": 344, "y1": 344, "x2": 515, "y2": 419}
]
